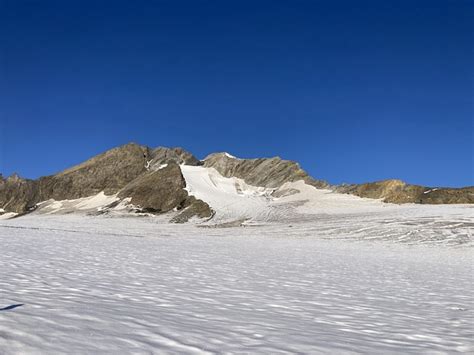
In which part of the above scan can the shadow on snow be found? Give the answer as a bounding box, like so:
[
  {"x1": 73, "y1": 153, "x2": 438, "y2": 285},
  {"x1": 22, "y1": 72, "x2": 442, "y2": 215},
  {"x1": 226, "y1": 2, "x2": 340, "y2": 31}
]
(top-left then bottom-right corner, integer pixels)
[{"x1": 0, "y1": 304, "x2": 24, "y2": 311}]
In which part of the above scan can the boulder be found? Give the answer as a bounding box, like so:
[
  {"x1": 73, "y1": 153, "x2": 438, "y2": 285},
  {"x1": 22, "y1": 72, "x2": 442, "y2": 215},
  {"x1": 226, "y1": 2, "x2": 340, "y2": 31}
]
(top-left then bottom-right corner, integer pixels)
[{"x1": 170, "y1": 196, "x2": 214, "y2": 223}]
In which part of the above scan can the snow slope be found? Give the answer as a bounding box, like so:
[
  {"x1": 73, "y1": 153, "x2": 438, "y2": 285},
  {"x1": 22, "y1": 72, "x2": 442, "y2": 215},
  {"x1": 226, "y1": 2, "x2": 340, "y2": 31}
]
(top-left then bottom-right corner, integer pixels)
[
  {"x1": 181, "y1": 165, "x2": 275, "y2": 222},
  {"x1": 0, "y1": 208, "x2": 473, "y2": 354},
  {"x1": 180, "y1": 165, "x2": 459, "y2": 224},
  {"x1": 34, "y1": 192, "x2": 120, "y2": 215}
]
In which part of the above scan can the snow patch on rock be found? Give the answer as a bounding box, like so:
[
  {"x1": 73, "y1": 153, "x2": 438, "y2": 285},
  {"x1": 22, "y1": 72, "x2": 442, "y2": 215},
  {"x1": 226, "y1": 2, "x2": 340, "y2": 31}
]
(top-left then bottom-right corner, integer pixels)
[{"x1": 34, "y1": 192, "x2": 120, "y2": 215}]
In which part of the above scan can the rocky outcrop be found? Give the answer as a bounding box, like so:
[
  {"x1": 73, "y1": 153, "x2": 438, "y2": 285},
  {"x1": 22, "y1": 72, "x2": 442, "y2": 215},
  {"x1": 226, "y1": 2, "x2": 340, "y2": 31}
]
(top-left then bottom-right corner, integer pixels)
[
  {"x1": 203, "y1": 153, "x2": 328, "y2": 190},
  {"x1": 118, "y1": 163, "x2": 213, "y2": 221},
  {"x1": 148, "y1": 147, "x2": 201, "y2": 170},
  {"x1": 0, "y1": 174, "x2": 37, "y2": 213},
  {"x1": 170, "y1": 196, "x2": 214, "y2": 223},
  {"x1": 0, "y1": 143, "x2": 150, "y2": 214},
  {"x1": 337, "y1": 180, "x2": 474, "y2": 204},
  {"x1": 0, "y1": 143, "x2": 213, "y2": 220},
  {"x1": 118, "y1": 163, "x2": 188, "y2": 213},
  {"x1": 37, "y1": 142, "x2": 150, "y2": 201},
  {"x1": 418, "y1": 187, "x2": 474, "y2": 204}
]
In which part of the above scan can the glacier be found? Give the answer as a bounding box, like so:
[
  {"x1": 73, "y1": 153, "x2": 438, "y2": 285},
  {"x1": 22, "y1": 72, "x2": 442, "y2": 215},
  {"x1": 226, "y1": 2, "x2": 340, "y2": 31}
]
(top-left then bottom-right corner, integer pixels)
[{"x1": 0, "y1": 204, "x2": 473, "y2": 354}]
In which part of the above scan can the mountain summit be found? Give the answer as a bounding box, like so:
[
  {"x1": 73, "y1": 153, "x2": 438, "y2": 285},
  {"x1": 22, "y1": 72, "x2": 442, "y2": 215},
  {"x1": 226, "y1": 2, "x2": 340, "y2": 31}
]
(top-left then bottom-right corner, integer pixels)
[{"x1": 1, "y1": 143, "x2": 472, "y2": 222}]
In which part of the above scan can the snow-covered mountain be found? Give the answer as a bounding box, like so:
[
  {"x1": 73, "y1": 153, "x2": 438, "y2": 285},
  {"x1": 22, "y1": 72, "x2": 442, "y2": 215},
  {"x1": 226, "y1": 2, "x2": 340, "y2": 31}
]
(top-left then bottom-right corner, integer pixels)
[
  {"x1": 1, "y1": 144, "x2": 473, "y2": 354},
  {"x1": 0, "y1": 143, "x2": 472, "y2": 222}
]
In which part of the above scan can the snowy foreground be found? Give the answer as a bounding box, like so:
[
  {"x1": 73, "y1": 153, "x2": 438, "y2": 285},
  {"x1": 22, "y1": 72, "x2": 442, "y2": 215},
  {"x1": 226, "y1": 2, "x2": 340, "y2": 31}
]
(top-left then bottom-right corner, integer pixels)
[{"x1": 0, "y1": 206, "x2": 473, "y2": 354}]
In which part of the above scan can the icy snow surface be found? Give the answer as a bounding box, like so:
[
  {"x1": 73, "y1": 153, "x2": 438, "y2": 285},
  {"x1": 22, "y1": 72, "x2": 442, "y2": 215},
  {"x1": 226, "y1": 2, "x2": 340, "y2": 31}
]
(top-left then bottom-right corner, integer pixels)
[
  {"x1": 0, "y1": 204, "x2": 473, "y2": 354},
  {"x1": 182, "y1": 166, "x2": 408, "y2": 223}
]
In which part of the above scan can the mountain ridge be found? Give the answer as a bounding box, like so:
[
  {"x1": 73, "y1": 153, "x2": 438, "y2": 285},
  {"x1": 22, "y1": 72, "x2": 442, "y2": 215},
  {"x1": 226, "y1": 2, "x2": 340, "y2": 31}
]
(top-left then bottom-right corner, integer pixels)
[{"x1": 1, "y1": 143, "x2": 472, "y2": 221}]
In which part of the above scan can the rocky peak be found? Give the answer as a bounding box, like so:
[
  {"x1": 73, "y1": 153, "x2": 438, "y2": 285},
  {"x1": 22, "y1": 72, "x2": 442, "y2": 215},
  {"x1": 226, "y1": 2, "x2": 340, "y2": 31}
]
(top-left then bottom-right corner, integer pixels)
[
  {"x1": 0, "y1": 143, "x2": 214, "y2": 221},
  {"x1": 148, "y1": 147, "x2": 201, "y2": 169},
  {"x1": 57, "y1": 142, "x2": 149, "y2": 177},
  {"x1": 0, "y1": 173, "x2": 37, "y2": 213},
  {"x1": 1, "y1": 143, "x2": 471, "y2": 217},
  {"x1": 203, "y1": 153, "x2": 328, "y2": 189},
  {"x1": 0, "y1": 143, "x2": 152, "y2": 214},
  {"x1": 117, "y1": 162, "x2": 213, "y2": 221},
  {"x1": 204, "y1": 152, "x2": 239, "y2": 160},
  {"x1": 6, "y1": 173, "x2": 24, "y2": 183},
  {"x1": 35, "y1": 142, "x2": 151, "y2": 202}
]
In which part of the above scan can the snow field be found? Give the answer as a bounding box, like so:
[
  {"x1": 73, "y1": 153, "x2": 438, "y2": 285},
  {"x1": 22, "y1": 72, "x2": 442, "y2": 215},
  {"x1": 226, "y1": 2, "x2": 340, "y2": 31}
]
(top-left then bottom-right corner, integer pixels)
[{"x1": 0, "y1": 213, "x2": 472, "y2": 354}]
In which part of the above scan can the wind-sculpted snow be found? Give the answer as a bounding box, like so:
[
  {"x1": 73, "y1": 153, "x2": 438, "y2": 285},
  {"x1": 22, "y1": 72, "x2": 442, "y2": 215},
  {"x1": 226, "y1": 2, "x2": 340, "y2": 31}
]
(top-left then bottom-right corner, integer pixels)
[{"x1": 0, "y1": 209, "x2": 472, "y2": 354}]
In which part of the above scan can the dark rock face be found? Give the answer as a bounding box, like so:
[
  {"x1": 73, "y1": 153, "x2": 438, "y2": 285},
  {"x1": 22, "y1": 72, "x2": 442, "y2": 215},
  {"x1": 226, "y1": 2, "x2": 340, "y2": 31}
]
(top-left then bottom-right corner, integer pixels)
[
  {"x1": 37, "y1": 142, "x2": 150, "y2": 201},
  {"x1": 418, "y1": 187, "x2": 474, "y2": 204},
  {"x1": 0, "y1": 142, "x2": 150, "y2": 214},
  {"x1": 149, "y1": 147, "x2": 201, "y2": 169},
  {"x1": 337, "y1": 180, "x2": 474, "y2": 204},
  {"x1": 203, "y1": 153, "x2": 328, "y2": 190},
  {"x1": 118, "y1": 163, "x2": 213, "y2": 221},
  {"x1": 170, "y1": 196, "x2": 214, "y2": 223},
  {"x1": 0, "y1": 174, "x2": 37, "y2": 213},
  {"x1": 118, "y1": 163, "x2": 188, "y2": 213},
  {"x1": 0, "y1": 143, "x2": 213, "y2": 220}
]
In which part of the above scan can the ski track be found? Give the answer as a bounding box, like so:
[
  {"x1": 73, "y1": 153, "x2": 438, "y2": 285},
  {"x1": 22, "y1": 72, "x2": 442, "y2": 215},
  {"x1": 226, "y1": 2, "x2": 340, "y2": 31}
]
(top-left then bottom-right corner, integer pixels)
[{"x1": 0, "y1": 210, "x2": 473, "y2": 354}]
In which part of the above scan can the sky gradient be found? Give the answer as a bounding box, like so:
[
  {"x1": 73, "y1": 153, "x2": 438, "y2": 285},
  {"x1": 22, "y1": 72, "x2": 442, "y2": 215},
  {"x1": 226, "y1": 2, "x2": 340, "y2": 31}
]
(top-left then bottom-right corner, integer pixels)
[{"x1": 1, "y1": 0, "x2": 473, "y2": 187}]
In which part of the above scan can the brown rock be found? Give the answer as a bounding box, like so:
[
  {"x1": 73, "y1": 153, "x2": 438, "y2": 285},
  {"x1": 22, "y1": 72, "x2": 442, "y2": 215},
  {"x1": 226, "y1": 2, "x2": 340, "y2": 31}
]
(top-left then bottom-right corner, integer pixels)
[
  {"x1": 149, "y1": 147, "x2": 201, "y2": 169},
  {"x1": 118, "y1": 163, "x2": 188, "y2": 213},
  {"x1": 118, "y1": 163, "x2": 213, "y2": 220},
  {"x1": 170, "y1": 196, "x2": 214, "y2": 223},
  {"x1": 419, "y1": 187, "x2": 474, "y2": 204},
  {"x1": 337, "y1": 179, "x2": 474, "y2": 204},
  {"x1": 0, "y1": 143, "x2": 150, "y2": 213},
  {"x1": 203, "y1": 153, "x2": 328, "y2": 190},
  {"x1": 0, "y1": 174, "x2": 37, "y2": 213},
  {"x1": 37, "y1": 142, "x2": 150, "y2": 201}
]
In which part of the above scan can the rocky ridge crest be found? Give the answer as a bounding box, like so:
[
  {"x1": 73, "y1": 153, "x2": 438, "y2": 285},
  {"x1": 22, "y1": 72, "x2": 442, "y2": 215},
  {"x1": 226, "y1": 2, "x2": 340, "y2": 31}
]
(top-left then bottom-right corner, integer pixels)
[
  {"x1": 203, "y1": 152, "x2": 329, "y2": 191},
  {"x1": 336, "y1": 179, "x2": 474, "y2": 204},
  {"x1": 1, "y1": 144, "x2": 472, "y2": 220}
]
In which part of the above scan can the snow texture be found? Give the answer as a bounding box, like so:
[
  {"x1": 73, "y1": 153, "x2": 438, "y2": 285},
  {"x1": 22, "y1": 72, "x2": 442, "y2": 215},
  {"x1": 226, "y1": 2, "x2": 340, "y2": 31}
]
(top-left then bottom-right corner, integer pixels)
[
  {"x1": 34, "y1": 192, "x2": 119, "y2": 215},
  {"x1": 180, "y1": 165, "x2": 461, "y2": 225},
  {"x1": 0, "y1": 205, "x2": 473, "y2": 354}
]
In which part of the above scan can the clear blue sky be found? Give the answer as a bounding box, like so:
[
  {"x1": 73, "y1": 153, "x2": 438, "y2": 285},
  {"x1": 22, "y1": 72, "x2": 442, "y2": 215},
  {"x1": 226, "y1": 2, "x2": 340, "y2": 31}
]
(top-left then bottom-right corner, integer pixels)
[{"x1": 1, "y1": 0, "x2": 473, "y2": 187}]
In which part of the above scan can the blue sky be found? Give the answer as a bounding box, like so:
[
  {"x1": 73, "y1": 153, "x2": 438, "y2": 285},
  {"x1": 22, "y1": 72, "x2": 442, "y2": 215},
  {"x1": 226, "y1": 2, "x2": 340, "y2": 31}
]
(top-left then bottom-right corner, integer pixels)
[{"x1": 1, "y1": 0, "x2": 472, "y2": 187}]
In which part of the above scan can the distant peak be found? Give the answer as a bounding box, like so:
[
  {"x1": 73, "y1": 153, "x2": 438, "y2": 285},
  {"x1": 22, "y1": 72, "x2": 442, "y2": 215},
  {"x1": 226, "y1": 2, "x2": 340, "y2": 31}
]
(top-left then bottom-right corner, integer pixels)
[
  {"x1": 149, "y1": 146, "x2": 201, "y2": 168},
  {"x1": 204, "y1": 152, "x2": 240, "y2": 161},
  {"x1": 6, "y1": 173, "x2": 24, "y2": 183},
  {"x1": 224, "y1": 152, "x2": 237, "y2": 159}
]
